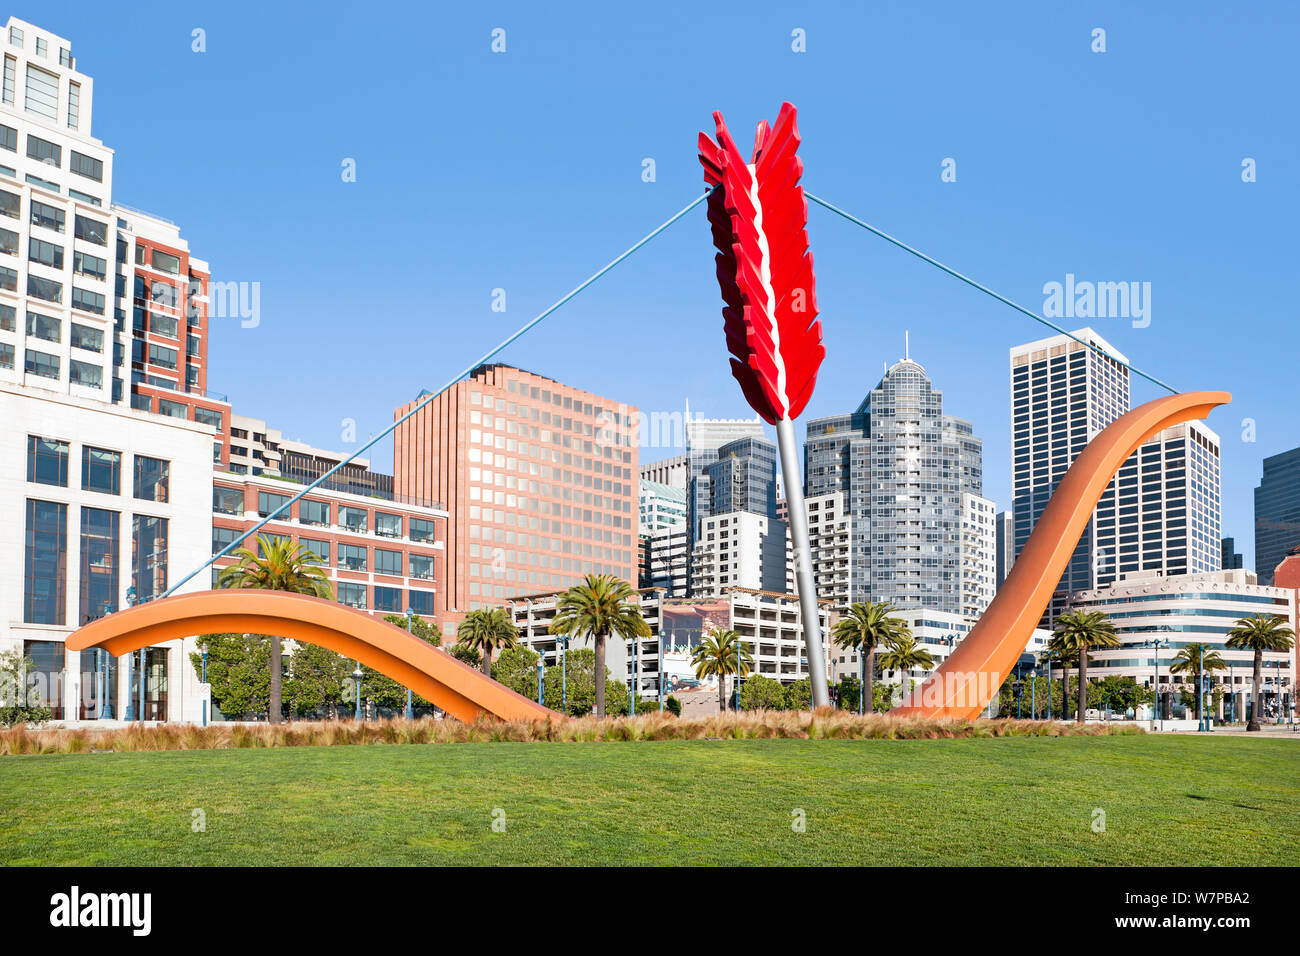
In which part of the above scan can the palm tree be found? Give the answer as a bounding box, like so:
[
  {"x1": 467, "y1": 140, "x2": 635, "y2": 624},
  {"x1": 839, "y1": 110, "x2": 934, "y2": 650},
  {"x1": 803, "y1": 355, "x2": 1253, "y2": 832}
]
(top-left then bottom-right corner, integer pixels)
[
  {"x1": 876, "y1": 633, "x2": 935, "y2": 706},
  {"x1": 1043, "y1": 636, "x2": 1079, "y2": 719},
  {"x1": 1226, "y1": 614, "x2": 1295, "y2": 731},
  {"x1": 548, "y1": 574, "x2": 651, "y2": 717},
  {"x1": 831, "y1": 602, "x2": 909, "y2": 714},
  {"x1": 456, "y1": 607, "x2": 519, "y2": 677},
  {"x1": 1052, "y1": 610, "x2": 1121, "y2": 723},
  {"x1": 1169, "y1": 643, "x2": 1227, "y2": 724},
  {"x1": 217, "y1": 535, "x2": 333, "y2": 725},
  {"x1": 691, "y1": 628, "x2": 754, "y2": 712}
]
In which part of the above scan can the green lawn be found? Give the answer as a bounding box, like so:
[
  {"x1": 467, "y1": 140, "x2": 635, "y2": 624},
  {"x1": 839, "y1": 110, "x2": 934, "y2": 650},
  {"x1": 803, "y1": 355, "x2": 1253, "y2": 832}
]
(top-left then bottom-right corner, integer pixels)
[{"x1": 2, "y1": 735, "x2": 1297, "y2": 865}]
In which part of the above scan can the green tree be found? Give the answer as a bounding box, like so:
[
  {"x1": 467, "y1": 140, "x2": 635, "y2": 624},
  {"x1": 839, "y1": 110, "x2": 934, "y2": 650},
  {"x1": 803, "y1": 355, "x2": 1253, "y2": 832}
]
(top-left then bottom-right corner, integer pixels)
[
  {"x1": 349, "y1": 613, "x2": 447, "y2": 714},
  {"x1": 1226, "y1": 613, "x2": 1296, "y2": 731},
  {"x1": 665, "y1": 695, "x2": 682, "y2": 717},
  {"x1": 456, "y1": 607, "x2": 518, "y2": 677},
  {"x1": 189, "y1": 633, "x2": 271, "y2": 719},
  {"x1": 690, "y1": 628, "x2": 754, "y2": 712},
  {"x1": 737, "y1": 674, "x2": 788, "y2": 710},
  {"x1": 783, "y1": 678, "x2": 812, "y2": 711},
  {"x1": 539, "y1": 647, "x2": 625, "y2": 717},
  {"x1": 0, "y1": 649, "x2": 52, "y2": 727},
  {"x1": 831, "y1": 602, "x2": 910, "y2": 714},
  {"x1": 877, "y1": 634, "x2": 935, "y2": 707},
  {"x1": 492, "y1": 644, "x2": 542, "y2": 699},
  {"x1": 1051, "y1": 610, "x2": 1120, "y2": 723},
  {"x1": 549, "y1": 574, "x2": 651, "y2": 717},
  {"x1": 216, "y1": 535, "x2": 333, "y2": 725},
  {"x1": 1169, "y1": 642, "x2": 1227, "y2": 724},
  {"x1": 835, "y1": 674, "x2": 862, "y2": 712},
  {"x1": 448, "y1": 642, "x2": 480, "y2": 668},
  {"x1": 283, "y1": 642, "x2": 351, "y2": 718},
  {"x1": 1042, "y1": 639, "x2": 1078, "y2": 718}
]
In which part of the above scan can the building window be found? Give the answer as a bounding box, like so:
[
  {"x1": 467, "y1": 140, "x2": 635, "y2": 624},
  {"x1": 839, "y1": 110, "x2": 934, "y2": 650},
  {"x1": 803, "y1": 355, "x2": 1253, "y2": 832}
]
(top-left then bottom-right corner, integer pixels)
[
  {"x1": 212, "y1": 525, "x2": 239, "y2": 555},
  {"x1": 1, "y1": 55, "x2": 13, "y2": 105},
  {"x1": 150, "y1": 280, "x2": 178, "y2": 308},
  {"x1": 24, "y1": 499, "x2": 67, "y2": 624},
  {"x1": 80, "y1": 508, "x2": 119, "y2": 624},
  {"x1": 25, "y1": 310, "x2": 60, "y2": 343},
  {"x1": 72, "y1": 250, "x2": 107, "y2": 279},
  {"x1": 337, "y1": 582, "x2": 367, "y2": 609},
  {"x1": 30, "y1": 200, "x2": 64, "y2": 232},
  {"x1": 300, "y1": 499, "x2": 330, "y2": 527},
  {"x1": 409, "y1": 554, "x2": 436, "y2": 581},
  {"x1": 374, "y1": 548, "x2": 402, "y2": 576},
  {"x1": 213, "y1": 486, "x2": 243, "y2": 515},
  {"x1": 338, "y1": 544, "x2": 367, "y2": 571},
  {"x1": 374, "y1": 586, "x2": 402, "y2": 614},
  {"x1": 132, "y1": 515, "x2": 168, "y2": 602},
  {"x1": 148, "y1": 343, "x2": 178, "y2": 369},
  {"x1": 258, "y1": 491, "x2": 291, "y2": 519},
  {"x1": 27, "y1": 436, "x2": 69, "y2": 486},
  {"x1": 66, "y1": 81, "x2": 79, "y2": 129},
  {"x1": 300, "y1": 538, "x2": 329, "y2": 565},
  {"x1": 35, "y1": 36, "x2": 46, "y2": 57},
  {"x1": 24, "y1": 63, "x2": 58, "y2": 121},
  {"x1": 73, "y1": 214, "x2": 107, "y2": 245},
  {"x1": 82, "y1": 447, "x2": 122, "y2": 495},
  {"x1": 26, "y1": 274, "x2": 62, "y2": 303},
  {"x1": 150, "y1": 312, "x2": 179, "y2": 338},
  {"x1": 157, "y1": 398, "x2": 186, "y2": 419},
  {"x1": 408, "y1": 590, "x2": 435, "y2": 616},
  {"x1": 71, "y1": 287, "x2": 106, "y2": 315},
  {"x1": 409, "y1": 517, "x2": 437, "y2": 543},
  {"x1": 28, "y1": 236, "x2": 63, "y2": 269},
  {"x1": 8, "y1": 26, "x2": 22, "y2": 47},
  {"x1": 375, "y1": 512, "x2": 402, "y2": 538},
  {"x1": 0, "y1": 342, "x2": 12, "y2": 368},
  {"x1": 71, "y1": 322, "x2": 104, "y2": 352},
  {"x1": 339, "y1": 507, "x2": 367, "y2": 533},
  {"x1": 193, "y1": 406, "x2": 222, "y2": 429},
  {"x1": 24, "y1": 640, "x2": 64, "y2": 720},
  {"x1": 133, "y1": 456, "x2": 169, "y2": 503},
  {"x1": 151, "y1": 250, "x2": 181, "y2": 275},
  {"x1": 24, "y1": 348, "x2": 60, "y2": 379},
  {"x1": 70, "y1": 360, "x2": 102, "y2": 389},
  {"x1": 0, "y1": 303, "x2": 12, "y2": 330},
  {"x1": 25, "y1": 134, "x2": 61, "y2": 167},
  {"x1": 0, "y1": 265, "x2": 14, "y2": 291},
  {"x1": 60, "y1": 47, "x2": 72, "y2": 68},
  {"x1": 0, "y1": 188, "x2": 18, "y2": 217}
]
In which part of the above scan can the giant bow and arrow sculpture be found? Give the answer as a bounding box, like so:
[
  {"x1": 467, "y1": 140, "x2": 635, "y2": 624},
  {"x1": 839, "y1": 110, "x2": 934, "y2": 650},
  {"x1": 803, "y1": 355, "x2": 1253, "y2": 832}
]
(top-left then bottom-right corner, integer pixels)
[{"x1": 698, "y1": 102, "x2": 831, "y2": 709}]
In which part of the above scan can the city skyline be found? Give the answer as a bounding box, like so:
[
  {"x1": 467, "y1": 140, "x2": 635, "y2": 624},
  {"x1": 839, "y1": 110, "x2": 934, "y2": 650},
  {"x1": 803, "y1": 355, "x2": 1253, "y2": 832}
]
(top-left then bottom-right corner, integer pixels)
[{"x1": 9, "y1": 1, "x2": 1290, "y2": 573}]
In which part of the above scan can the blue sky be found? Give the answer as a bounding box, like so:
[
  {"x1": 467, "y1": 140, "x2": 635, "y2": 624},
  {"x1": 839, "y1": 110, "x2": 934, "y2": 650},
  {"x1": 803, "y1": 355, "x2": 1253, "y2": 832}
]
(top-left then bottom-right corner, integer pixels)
[{"x1": 26, "y1": 0, "x2": 1297, "y2": 569}]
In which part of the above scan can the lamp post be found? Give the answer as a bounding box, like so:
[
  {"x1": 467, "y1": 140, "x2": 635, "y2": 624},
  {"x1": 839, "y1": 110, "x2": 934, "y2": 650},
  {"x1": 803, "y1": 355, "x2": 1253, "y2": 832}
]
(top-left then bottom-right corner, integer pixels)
[
  {"x1": 536, "y1": 654, "x2": 544, "y2": 706},
  {"x1": 200, "y1": 641, "x2": 208, "y2": 728},
  {"x1": 1147, "y1": 638, "x2": 1166, "y2": 732},
  {"x1": 1029, "y1": 668, "x2": 1037, "y2": 719},
  {"x1": 558, "y1": 635, "x2": 568, "y2": 716},
  {"x1": 1013, "y1": 677, "x2": 1023, "y2": 719},
  {"x1": 658, "y1": 630, "x2": 664, "y2": 713},
  {"x1": 404, "y1": 608, "x2": 415, "y2": 720},
  {"x1": 353, "y1": 662, "x2": 363, "y2": 722},
  {"x1": 1045, "y1": 649, "x2": 1051, "y2": 721},
  {"x1": 1227, "y1": 662, "x2": 1234, "y2": 723}
]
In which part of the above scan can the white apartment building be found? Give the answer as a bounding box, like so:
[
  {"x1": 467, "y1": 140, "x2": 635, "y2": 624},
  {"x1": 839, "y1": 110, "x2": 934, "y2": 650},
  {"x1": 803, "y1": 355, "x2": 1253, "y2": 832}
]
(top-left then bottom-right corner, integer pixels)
[
  {"x1": 961, "y1": 492, "x2": 997, "y2": 618},
  {"x1": 690, "y1": 510, "x2": 790, "y2": 596},
  {"x1": 806, "y1": 491, "x2": 851, "y2": 608},
  {"x1": 647, "y1": 525, "x2": 688, "y2": 595},
  {"x1": 1, "y1": 382, "x2": 214, "y2": 723},
  {"x1": 1070, "y1": 569, "x2": 1295, "y2": 721}
]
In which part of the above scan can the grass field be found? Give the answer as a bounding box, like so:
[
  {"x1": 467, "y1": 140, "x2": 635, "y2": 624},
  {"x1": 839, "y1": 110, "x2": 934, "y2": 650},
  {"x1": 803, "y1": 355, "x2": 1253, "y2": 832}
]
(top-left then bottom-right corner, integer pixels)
[{"x1": 2, "y1": 735, "x2": 1297, "y2": 866}]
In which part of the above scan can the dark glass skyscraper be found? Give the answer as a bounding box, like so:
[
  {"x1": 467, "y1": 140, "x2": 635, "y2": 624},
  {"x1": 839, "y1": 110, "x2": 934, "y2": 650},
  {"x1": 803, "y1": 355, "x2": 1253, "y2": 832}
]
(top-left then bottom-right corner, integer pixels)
[{"x1": 1255, "y1": 447, "x2": 1300, "y2": 585}]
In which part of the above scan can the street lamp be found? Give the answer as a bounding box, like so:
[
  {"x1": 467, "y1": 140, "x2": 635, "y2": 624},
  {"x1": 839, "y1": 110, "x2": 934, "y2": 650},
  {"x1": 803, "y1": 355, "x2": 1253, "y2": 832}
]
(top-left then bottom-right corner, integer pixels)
[
  {"x1": 200, "y1": 641, "x2": 209, "y2": 728},
  {"x1": 557, "y1": 635, "x2": 568, "y2": 716},
  {"x1": 658, "y1": 630, "x2": 665, "y2": 713},
  {"x1": 1145, "y1": 637, "x2": 1167, "y2": 732},
  {"x1": 353, "y1": 662, "x2": 363, "y2": 721},
  {"x1": 1029, "y1": 668, "x2": 1037, "y2": 719},
  {"x1": 536, "y1": 654, "x2": 544, "y2": 706},
  {"x1": 404, "y1": 608, "x2": 415, "y2": 720}
]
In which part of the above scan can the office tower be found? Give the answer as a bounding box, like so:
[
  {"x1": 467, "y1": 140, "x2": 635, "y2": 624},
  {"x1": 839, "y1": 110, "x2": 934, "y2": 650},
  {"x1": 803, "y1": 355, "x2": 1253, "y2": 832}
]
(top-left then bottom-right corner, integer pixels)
[
  {"x1": 638, "y1": 478, "x2": 686, "y2": 535},
  {"x1": 1093, "y1": 421, "x2": 1221, "y2": 586},
  {"x1": 683, "y1": 406, "x2": 765, "y2": 546},
  {"x1": 639, "y1": 454, "x2": 686, "y2": 489},
  {"x1": 804, "y1": 351, "x2": 992, "y2": 615},
  {"x1": 393, "y1": 363, "x2": 639, "y2": 615},
  {"x1": 1255, "y1": 447, "x2": 1300, "y2": 586},
  {"x1": 994, "y1": 510, "x2": 1014, "y2": 588},
  {"x1": 1221, "y1": 537, "x2": 1244, "y2": 571},
  {"x1": 1010, "y1": 327, "x2": 1130, "y2": 623},
  {"x1": 701, "y1": 435, "x2": 779, "y2": 521}
]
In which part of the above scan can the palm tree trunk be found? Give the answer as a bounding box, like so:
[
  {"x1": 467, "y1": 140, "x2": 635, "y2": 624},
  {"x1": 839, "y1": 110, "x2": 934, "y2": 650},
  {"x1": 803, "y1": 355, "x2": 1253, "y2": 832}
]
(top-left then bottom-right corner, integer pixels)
[
  {"x1": 270, "y1": 635, "x2": 282, "y2": 725},
  {"x1": 865, "y1": 646, "x2": 875, "y2": 714},
  {"x1": 594, "y1": 634, "x2": 606, "y2": 717},
  {"x1": 1076, "y1": 650, "x2": 1087, "y2": 724},
  {"x1": 481, "y1": 647, "x2": 492, "y2": 678},
  {"x1": 1248, "y1": 649, "x2": 1262, "y2": 732}
]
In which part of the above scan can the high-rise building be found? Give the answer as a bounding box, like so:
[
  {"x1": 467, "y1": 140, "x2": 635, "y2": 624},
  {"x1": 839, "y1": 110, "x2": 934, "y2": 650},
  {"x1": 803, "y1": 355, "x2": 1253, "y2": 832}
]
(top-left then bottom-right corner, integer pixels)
[
  {"x1": 1010, "y1": 328, "x2": 1130, "y2": 623},
  {"x1": 639, "y1": 454, "x2": 686, "y2": 489},
  {"x1": 638, "y1": 478, "x2": 686, "y2": 536},
  {"x1": 805, "y1": 353, "x2": 991, "y2": 614},
  {"x1": 1093, "y1": 421, "x2": 1221, "y2": 587},
  {"x1": 690, "y1": 511, "x2": 790, "y2": 595},
  {"x1": 392, "y1": 363, "x2": 639, "y2": 617},
  {"x1": 683, "y1": 406, "x2": 765, "y2": 546},
  {"x1": 1221, "y1": 537, "x2": 1244, "y2": 571},
  {"x1": 994, "y1": 509, "x2": 1014, "y2": 588},
  {"x1": 1254, "y1": 447, "x2": 1300, "y2": 586},
  {"x1": 647, "y1": 525, "x2": 688, "y2": 595},
  {"x1": 701, "y1": 435, "x2": 778, "y2": 521}
]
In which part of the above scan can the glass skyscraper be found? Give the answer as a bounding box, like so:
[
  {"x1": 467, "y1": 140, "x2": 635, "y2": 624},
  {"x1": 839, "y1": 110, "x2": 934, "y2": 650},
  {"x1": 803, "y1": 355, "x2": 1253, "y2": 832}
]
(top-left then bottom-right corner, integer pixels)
[
  {"x1": 683, "y1": 406, "x2": 766, "y2": 549},
  {"x1": 1255, "y1": 447, "x2": 1300, "y2": 585},
  {"x1": 804, "y1": 355, "x2": 991, "y2": 613}
]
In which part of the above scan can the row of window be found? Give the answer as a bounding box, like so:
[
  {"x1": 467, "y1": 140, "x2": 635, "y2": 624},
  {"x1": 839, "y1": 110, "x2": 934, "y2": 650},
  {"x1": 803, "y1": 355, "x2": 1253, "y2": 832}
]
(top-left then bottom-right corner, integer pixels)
[
  {"x1": 211, "y1": 527, "x2": 438, "y2": 580},
  {"x1": 212, "y1": 486, "x2": 438, "y2": 542},
  {"x1": 24, "y1": 498, "x2": 168, "y2": 626},
  {"x1": 27, "y1": 435, "x2": 169, "y2": 501}
]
